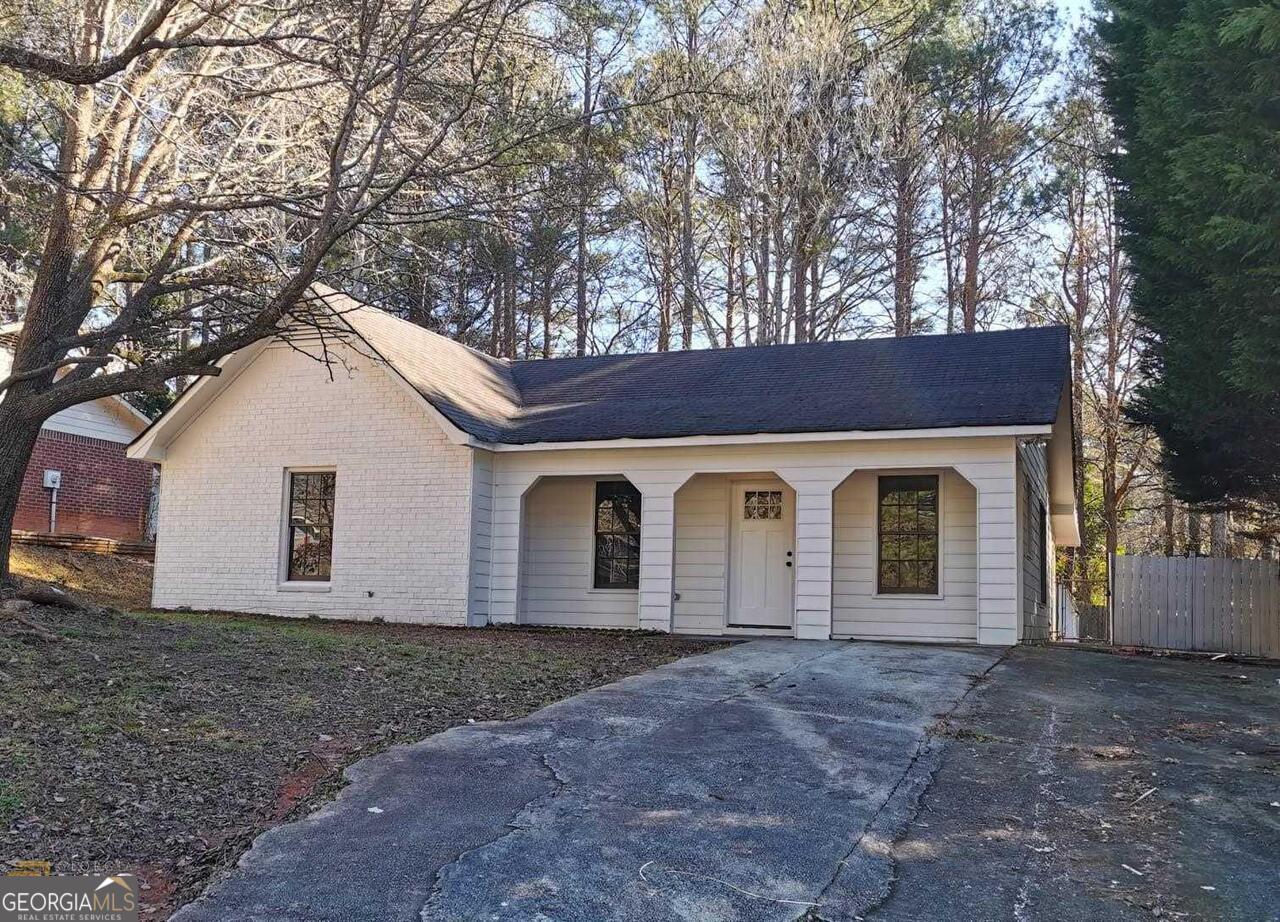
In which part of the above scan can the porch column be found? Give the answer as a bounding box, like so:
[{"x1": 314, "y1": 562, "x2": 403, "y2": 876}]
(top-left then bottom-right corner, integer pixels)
[
  {"x1": 957, "y1": 454, "x2": 1019, "y2": 646},
  {"x1": 487, "y1": 473, "x2": 541, "y2": 625},
  {"x1": 777, "y1": 469, "x2": 855, "y2": 642},
  {"x1": 626, "y1": 472, "x2": 692, "y2": 633}
]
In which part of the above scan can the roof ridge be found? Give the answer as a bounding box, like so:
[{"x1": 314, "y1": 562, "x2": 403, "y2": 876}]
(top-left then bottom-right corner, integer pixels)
[{"x1": 507, "y1": 323, "x2": 1069, "y2": 367}]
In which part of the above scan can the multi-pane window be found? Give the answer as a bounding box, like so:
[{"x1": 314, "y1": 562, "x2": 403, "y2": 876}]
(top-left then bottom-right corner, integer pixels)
[
  {"x1": 744, "y1": 490, "x2": 783, "y2": 520},
  {"x1": 287, "y1": 471, "x2": 336, "y2": 581},
  {"x1": 593, "y1": 481, "x2": 642, "y2": 589},
  {"x1": 877, "y1": 475, "x2": 940, "y2": 594}
]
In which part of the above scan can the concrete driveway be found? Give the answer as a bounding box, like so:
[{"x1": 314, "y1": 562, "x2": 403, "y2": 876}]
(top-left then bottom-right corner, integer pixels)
[
  {"x1": 174, "y1": 640, "x2": 1280, "y2": 921},
  {"x1": 174, "y1": 640, "x2": 1002, "y2": 921}
]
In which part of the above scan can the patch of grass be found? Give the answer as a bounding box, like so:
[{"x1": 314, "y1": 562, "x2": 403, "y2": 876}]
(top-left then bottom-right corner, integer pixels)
[
  {"x1": 0, "y1": 779, "x2": 24, "y2": 826},
  {"x1": 0, "y1": 601, "x2": 726, "y2": 921},
  {"x1": 8, "y1": 545, "x2": 153, "y2": 610}
]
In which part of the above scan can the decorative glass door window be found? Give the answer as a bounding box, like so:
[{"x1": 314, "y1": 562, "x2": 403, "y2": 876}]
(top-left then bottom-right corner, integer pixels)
[{"x1": 744, "y1": 490, "x2": 783, "y2": 520}]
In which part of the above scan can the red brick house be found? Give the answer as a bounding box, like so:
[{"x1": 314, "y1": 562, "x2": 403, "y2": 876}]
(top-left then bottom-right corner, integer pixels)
[{"x1": 2, "y1": 324, "x2": 156, "y2": 542}]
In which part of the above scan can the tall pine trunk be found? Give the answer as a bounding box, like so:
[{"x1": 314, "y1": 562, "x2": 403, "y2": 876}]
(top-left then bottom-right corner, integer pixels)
[
  {"x1": 893, "y1": 160, "x2": 914, "y2": 337},
  {"x1": 725, "y1": 231, "x2": 736, "y2": 348},
  {"x1": 679, "y1": 130, "x2": 696, "y2": 350},
  {"x1": 575, "y1": 35, "x2": 593, "y2": 358}
]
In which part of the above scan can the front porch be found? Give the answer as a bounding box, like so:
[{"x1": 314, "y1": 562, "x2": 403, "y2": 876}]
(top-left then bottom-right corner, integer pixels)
[{"x1": 481, "y1": 438, "x2": 1021, "y2": 645}]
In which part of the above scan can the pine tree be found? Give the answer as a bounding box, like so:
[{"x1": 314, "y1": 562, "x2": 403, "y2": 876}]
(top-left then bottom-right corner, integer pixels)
[{"x1": 1100, "y1": 0, "x2": 1280, "y2": 508}]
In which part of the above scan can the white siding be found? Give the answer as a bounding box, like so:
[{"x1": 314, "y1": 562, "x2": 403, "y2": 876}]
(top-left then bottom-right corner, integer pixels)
[
  {"x1": 518, "y1": 476, "x2": 638, "y2": 628},
  {"x1": 487, "y1": 437, "x2": 1020, "y2": 645},
  {"x1": 467, "y1": 449, "x2": 494, "y2": 626},
  {"x1": 152, "y1": 342, "x2": 473, "y2": 624},
  {"x1": 831, "y1": 469, "x2": 978, "y2": 643},
  {"x1": 672, "y1": 474, "x2": 730, "y2": 634},
  {"x1": 1018, "y1": 441, "x2": 1054, "y2": 641},
  {"x1": 43, "y1": 398, "x2": 144, "y2": 444},
  {"x1": 3, "y1": 342, "x2": 145, "y2": 443}
]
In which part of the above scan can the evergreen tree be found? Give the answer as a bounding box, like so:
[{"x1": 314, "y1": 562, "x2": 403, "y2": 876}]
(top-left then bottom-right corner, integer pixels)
[{"x1": 1099, "y1": 0, "x2": 1280, "y2": 508}]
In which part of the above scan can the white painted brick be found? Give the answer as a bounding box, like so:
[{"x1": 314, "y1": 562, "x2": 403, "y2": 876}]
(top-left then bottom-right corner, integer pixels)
[{"x1": 152, "y1": 342, "x2": 473, "y2": 625}]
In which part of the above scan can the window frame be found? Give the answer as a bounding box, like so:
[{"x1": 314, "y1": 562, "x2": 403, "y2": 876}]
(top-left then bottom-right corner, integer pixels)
[
  {"x1": 590, "y1": 479, "x2": 642, "y2": 592},
  {"x1": 279, "y1": 467, "x2": 337, "y2": 588},
  {"x1": 874, "y1": 473, "x2": 944, "y2": 598}
]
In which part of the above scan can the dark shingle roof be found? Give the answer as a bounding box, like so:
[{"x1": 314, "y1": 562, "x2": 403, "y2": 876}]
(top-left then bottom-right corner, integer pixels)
[{"x1": 330, "y1": 289, "x2": 1069, "y2": 445}]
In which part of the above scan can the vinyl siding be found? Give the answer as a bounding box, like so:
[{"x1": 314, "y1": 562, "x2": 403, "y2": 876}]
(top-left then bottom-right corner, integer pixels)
[
  {"x1": 832, "y1": 469, "x2": 978, "y2": 642},
  {"x1": 1018, "y1": 441, "x2": 1054, "y2": 641},
  {"x1": 43, "y1": 399, "x2": 143, "y2": 444},
  {"x1": 467, "y1": 449, "x2": 494, "y2": 625},
  {"x1": 487, "y1": 437, "x2": 1020, "y2": 645},
  {"x1": 672, "y1": 474, "x2": 730, "y2": 634},
  {"x1": 518, "y1": 475, "x2": 639, "y2": 628},
  {"x1": 2, "y1": 342, "x2": 145, "y2": 444}
]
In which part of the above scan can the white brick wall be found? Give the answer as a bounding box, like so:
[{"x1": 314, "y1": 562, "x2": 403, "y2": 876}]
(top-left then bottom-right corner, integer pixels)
[{"x1": 152, "y1": 342, "x2": 474, "y2": 624}]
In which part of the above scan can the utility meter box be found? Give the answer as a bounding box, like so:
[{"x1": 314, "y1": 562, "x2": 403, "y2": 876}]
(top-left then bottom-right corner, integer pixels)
[{"x1": 42, "y1": 469, "x2": 62, "y2": 490}]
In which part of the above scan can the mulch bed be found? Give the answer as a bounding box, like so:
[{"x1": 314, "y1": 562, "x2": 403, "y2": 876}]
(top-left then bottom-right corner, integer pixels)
[{"x1": 0, "y1": 604, "x2": 725, "y2": 919}]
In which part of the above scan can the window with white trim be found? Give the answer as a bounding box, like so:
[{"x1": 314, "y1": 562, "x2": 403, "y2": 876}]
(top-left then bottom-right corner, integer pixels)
[
  {"x1": 286, "y1": 470, "x2": 336, "y2": 581},
  {"x1": 877, "y1": 475, "x2": 940, "y2": 594}
]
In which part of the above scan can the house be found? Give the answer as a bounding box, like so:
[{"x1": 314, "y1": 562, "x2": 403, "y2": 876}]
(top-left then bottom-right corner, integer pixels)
[
  {"x1": 128, "y1": 286, "x2": 1079, "y2": 644},
  {"x1": 1, "y1": 323, "x2": 155, "y2": 542}
]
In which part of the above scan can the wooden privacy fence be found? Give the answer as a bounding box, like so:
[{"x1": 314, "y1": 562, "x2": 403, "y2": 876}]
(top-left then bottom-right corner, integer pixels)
[{"x1": 1111, "y1": 555, "x2": 1280, "y2": 658}]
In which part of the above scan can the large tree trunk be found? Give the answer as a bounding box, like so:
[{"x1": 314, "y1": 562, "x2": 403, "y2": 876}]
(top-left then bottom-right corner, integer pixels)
[
  {"x1": 893, "y1": 160, "x2": 914, "y2": 337},
  {"x1": 808, "y1": 258, "x2": 819, "y2": 341},
  {"x1": 679, "y1": 124, "x2": 696, "y2": 351},
  {"x1": 658, "y1": 242, "x2": 672, "y2": 352},
  {"x1": 1210, "y1": 512, "x2": 1231, "y2": 557},
  {"x1": 939, "y1": 166, "x2": 956, "y2": 334},
  {"x1": 575, "y1": 35, "x2": 593, "y2": 358},
  {"x1": 541, "y1": 268, "x2": 553, "y2": 358},
  {"x1": 753, "y1": 207, "x2": 770, "y2": 345},
  {"x1": 1103, "y1": 447, "x2": 1118, "y2": 568},
  {"x1": 961, "y1": 205, "x2": 981, "y2": 332},
  {"x1": 725, "y1": 232, "x2": 736, "y2": 348},
  {"x1": 790, "y1": 232, "x2": 808, "y2": 344},
  {"x1": 739, "y1": 236, "x2": 752, "y2": 346},
  {"x1": 771, "y1": 173, "x2": 785, "y2": 342},
  {"x1": 0, "y1": 404, "x2": 43, "y2": 585}
]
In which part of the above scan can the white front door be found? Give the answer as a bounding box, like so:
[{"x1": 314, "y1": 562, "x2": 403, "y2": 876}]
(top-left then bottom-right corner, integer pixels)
[{"x1": 728, "y1": 480, "x2": 795, "y2": 629}]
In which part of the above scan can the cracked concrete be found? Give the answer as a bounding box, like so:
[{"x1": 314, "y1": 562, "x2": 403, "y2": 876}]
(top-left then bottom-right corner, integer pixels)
[
  {"x1": 870, "y1": 646, "x2": 1280, "y2": 921},
  {"x1": 169, "y1": 641, "x2": 1280, "y2": 921},
  {"x1": 172, "y1": 639, "x2": 1000, "y2": 922}
]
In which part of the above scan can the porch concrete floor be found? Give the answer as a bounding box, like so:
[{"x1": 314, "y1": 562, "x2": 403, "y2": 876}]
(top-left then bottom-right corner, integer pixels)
[{"x1": 172, "y1": 641, "x2": 1279, "y2": 922}]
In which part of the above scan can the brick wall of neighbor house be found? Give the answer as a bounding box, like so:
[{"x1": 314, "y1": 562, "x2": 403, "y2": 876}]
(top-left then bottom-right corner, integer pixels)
[
  {"x1": 14, "y1": 430, "x2": 154, "y2": 541},
  {"x1": 151, "y1": 340, "x2": 475, "y2": 624}
]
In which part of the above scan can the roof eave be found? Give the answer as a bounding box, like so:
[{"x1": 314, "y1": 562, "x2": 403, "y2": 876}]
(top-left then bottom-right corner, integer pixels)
[{"x1": 471, "y1": 423, "x2": 1054, "y2": 453}]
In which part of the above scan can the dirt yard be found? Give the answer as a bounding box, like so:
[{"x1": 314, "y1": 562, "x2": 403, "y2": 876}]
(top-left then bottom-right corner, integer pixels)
[{"x1": 0, "y1": 548, "x2": 725, "y2": 919}]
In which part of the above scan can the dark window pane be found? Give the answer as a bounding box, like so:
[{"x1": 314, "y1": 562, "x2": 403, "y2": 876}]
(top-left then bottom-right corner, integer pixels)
[
  {"x1": 287, "y1": 471, "x2": 336, "y2": 581},
  {"x1": 593, "y1": 481, "x2": 641, "y2": 589},
  {"x1": 877, "y1": 475, "x2": 939, "y2": 594}
]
